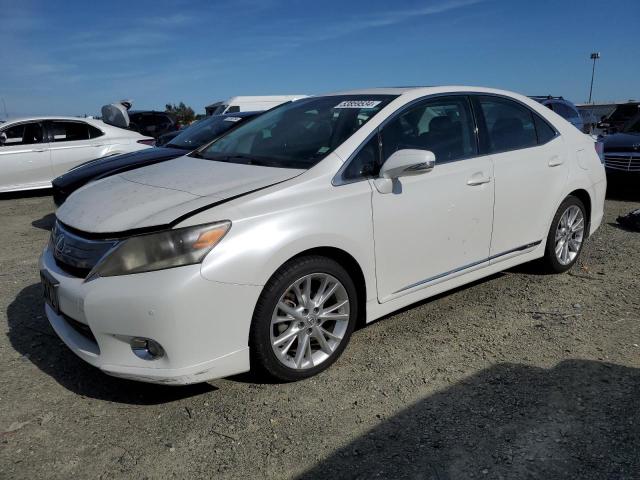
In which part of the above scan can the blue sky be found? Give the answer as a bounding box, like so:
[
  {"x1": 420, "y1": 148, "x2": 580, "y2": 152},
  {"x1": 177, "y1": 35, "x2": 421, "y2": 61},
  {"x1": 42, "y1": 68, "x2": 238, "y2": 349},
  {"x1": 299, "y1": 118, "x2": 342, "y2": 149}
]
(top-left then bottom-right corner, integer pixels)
[{"x1": 1, "y1": 0, "x2": 638, "y2": 117}]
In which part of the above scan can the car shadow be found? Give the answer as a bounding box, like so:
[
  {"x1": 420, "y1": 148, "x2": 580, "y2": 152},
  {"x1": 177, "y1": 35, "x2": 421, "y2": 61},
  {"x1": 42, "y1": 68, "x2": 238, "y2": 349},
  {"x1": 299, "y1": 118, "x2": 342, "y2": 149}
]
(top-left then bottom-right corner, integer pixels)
[
  {"x1": 0, "y1": 188, "x2": 53, "y2": 201},
  {"x1": 297, "y1": 359, "x2": 640, "y2": 479},
  {"x1": 32, "y1": 213, "x2": 56, "y2": 231},
  {"x1": 6, "y1": 283, "x2": 216, "y2": 404},
  {"x1": 605, "y1": 176, "x2": 640, "y2": 202},
  {"x1": 229, "y1": 273, "x2": 507, "y2": 385}
]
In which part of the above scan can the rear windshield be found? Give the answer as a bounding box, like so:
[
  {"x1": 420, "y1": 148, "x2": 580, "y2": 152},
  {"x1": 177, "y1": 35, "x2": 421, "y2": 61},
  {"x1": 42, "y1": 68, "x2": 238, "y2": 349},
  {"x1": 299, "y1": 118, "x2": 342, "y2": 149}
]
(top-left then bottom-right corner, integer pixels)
[{"x1": 194, "y1": 95, "x2": 396, "y2": 169}]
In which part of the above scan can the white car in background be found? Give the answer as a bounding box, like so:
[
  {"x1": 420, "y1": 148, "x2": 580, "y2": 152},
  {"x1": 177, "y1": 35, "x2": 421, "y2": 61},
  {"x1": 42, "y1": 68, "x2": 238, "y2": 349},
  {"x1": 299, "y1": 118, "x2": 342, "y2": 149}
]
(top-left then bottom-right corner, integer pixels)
[
  {"x1": 206, "y1": 95, "x2": 308, "y2": 115},
  {"x1": 40, "y1": 86, "x2": 606, "y2": 385},
  {"x1": 0, "y1": 116, "x2": 154, "y2": 192}
]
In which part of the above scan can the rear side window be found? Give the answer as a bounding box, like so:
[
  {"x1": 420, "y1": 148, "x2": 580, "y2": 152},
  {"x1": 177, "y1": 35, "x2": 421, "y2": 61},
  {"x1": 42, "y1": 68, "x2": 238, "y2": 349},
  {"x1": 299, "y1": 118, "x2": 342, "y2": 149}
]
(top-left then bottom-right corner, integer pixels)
[
  {"x1": 534, "y1": 115, "x2": 557, "y2": 144},
  {"x1": 1, "y1": 122, "x2": 44, "y2": 145},
  {"x1": 88, "y1": 125, "x2": 103, "y2": 138},
  {"x1": 50, "y1": 121, "x2": 91, "y2": 142},
  {"x1": 477, "y1": 96, "x2": 537, "y2": 153},
  {"x1": 226, "y1": 106, "x2": 240, "y2": 113},
  {"x1": 381, "y1": 95, "x2": 477, "y2": 163}
]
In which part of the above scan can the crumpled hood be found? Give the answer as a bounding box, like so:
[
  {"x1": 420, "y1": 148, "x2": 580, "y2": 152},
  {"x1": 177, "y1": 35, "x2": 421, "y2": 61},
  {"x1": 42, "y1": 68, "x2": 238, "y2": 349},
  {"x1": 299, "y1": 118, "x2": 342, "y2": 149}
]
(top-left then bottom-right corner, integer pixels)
[{"x1": 56, "y1": 156, "x2": 304, "y2": 234}]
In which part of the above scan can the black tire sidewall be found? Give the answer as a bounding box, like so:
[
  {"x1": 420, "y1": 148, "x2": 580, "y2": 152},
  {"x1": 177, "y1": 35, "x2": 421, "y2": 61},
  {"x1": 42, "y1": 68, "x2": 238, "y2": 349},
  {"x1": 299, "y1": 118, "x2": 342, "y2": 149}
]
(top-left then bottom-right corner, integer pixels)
[
  {"x1": 544, "y1": 196, "x2": 587, "y2": 273},
  {"x1": 249, "y1": 256, "x2": 358, "y2": 382}
]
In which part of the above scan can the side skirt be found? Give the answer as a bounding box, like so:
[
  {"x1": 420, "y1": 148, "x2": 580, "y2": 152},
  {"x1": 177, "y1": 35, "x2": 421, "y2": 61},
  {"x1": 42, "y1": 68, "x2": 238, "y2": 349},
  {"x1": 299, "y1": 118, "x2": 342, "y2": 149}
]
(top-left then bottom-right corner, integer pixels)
[{"x1": 366, "y1": 241, "x2": 546, "y2": 324}]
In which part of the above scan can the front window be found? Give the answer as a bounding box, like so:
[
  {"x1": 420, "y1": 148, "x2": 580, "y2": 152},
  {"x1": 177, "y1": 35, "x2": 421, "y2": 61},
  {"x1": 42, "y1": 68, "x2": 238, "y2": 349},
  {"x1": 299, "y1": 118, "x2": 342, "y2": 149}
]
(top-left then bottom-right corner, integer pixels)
[
  {"x1": 380, "y1": 96, "x2": 477, "y2": 163},
  {"x1": 0, "y1": 122, "x2": 44, "y2": 146},
  {"x1": 195, "y1": 95, "x2": 396, "y2": 169},
  {"x1": 167, "y1": 115, "x2": 249, "y2": 150}
]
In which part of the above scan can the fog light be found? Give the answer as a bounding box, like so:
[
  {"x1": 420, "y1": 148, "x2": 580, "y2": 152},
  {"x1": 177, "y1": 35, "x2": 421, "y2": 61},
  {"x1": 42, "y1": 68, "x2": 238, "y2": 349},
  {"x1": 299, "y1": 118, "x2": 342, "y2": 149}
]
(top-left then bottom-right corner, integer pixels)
[{"x1": 131, "y1": 337, "x2": 165, "y2": 360}]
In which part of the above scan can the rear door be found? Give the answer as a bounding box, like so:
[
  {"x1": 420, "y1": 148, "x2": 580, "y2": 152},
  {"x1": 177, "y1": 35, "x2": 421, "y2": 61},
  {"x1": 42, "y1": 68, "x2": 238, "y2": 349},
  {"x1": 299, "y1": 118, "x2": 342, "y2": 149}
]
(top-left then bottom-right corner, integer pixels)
[
  {"x1": 0, "y1": 121, "x2": 52, "y2": 190},
  {"x1": 472, "y1": 95, "x2": 568, "y2": 260},
  {"x1": 47, "y1": 120, "x2": 104, "y2": 176}
]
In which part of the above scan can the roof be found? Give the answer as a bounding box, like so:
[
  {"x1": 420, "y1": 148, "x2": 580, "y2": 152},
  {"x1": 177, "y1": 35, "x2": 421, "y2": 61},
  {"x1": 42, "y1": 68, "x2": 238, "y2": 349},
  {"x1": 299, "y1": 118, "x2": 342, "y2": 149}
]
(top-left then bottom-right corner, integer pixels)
[
  {"x1": 322, "y1": 86, "x2": 533, "y2": 99},
  {"x1": 322, "y1": 87, "x2": 424, "y2": 96},
  {"x1": 3, "y1": 116, "x2": 103, "y2": 124}
]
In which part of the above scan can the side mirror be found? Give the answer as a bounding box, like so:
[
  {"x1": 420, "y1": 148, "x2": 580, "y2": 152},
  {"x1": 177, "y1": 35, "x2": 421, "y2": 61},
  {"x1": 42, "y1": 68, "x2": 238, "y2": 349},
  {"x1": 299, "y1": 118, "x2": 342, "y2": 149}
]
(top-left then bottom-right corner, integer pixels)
[
  {"x1": 0, "y1": 132, "x2": 6, "y2": 145},
  {"x1": 375, "y1": 149, "x2": 435, "y2": 194}
]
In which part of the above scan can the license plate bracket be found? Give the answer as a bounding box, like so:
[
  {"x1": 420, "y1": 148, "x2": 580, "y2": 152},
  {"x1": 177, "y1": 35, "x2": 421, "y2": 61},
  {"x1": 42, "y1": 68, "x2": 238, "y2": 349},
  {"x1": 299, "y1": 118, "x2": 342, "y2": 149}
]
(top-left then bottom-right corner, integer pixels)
[{"x1": 40, "y1": 270, "x2": 60, "y2": 314}]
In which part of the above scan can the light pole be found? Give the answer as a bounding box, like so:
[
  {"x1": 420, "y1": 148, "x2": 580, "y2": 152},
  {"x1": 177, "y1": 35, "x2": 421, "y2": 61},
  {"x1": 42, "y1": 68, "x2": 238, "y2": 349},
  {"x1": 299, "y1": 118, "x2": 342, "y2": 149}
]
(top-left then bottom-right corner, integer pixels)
[{"x1": 588, "y1": 52, "x2": 600, "y2": 104}]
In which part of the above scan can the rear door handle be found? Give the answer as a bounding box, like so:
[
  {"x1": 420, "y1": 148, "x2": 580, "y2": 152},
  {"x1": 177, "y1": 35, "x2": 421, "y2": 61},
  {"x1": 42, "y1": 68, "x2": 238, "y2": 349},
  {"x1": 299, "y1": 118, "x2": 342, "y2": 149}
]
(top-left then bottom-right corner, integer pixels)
[
  {"x1": 467, "y1": 174, "x2": 492, "y2": 186},
  {"x1": 32, "y1": 148, "x2": 47, "y2": 152},
  {"x1": 548, "y1": 155, "x2": 564, "y2": 167}
]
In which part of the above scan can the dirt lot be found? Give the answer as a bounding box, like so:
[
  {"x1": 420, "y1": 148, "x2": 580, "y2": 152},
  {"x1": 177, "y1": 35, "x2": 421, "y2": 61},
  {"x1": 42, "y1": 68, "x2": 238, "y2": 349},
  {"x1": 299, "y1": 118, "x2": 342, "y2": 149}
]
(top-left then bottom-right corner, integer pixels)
[{"x1": 1, "y1": 186, "x2": 639, "y2": 480}]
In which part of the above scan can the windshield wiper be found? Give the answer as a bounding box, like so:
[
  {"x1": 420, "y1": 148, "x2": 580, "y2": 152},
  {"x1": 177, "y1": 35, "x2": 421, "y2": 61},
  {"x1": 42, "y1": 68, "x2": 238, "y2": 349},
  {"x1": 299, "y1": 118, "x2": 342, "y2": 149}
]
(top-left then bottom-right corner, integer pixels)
[{"x1": 166, "y1": 143, "x2": 194, "y2": 150}]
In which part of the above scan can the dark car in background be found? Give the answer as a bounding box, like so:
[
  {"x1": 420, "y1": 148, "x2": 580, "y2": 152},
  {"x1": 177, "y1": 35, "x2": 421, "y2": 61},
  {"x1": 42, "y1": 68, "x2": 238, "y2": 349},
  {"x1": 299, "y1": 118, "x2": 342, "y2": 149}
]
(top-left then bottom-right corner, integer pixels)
[
  {"x1": 52, "y1": 111, "x2": 260, "y2": 205},
  {"x1": 530, "y1": 96, "x2": 585, "y2": 132},
  {"x1": 602, "y1": 113, "x2": 640, "y2": 176},
  {"x1": 128, "y1": 110, "x2": 179, "y2": 139},
  {"x1": 155, "y1": 118, "x2": 204, "y2": 146},
  {"x1": 598, "y1": 102, "x2": 640, "y2": 135}
]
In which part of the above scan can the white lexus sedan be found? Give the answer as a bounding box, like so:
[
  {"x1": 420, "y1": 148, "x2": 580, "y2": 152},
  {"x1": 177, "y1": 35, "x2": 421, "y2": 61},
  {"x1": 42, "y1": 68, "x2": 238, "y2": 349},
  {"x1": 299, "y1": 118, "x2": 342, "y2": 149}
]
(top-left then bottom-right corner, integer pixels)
[
  {"x1": 39, "y1": 87, "x2": 606, "y2": 384},
  {"x1": 0, "y1": 116, "x2": 154, "y2": 192}
]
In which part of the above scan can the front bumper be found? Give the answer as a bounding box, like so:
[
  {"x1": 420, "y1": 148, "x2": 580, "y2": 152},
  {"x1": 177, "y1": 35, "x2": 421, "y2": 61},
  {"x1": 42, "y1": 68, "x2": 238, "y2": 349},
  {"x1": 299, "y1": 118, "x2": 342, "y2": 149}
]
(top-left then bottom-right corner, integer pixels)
[{"x1": 39, "y1": 246, "x2": 262, "y2": 384}]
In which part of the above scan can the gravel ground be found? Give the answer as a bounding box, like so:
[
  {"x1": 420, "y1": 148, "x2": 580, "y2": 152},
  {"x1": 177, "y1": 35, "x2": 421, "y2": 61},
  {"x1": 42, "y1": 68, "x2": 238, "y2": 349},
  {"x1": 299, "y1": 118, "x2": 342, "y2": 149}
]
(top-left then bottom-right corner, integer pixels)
[{"x1": 0, "y1": 185, "x2": 639, "y2": 480}]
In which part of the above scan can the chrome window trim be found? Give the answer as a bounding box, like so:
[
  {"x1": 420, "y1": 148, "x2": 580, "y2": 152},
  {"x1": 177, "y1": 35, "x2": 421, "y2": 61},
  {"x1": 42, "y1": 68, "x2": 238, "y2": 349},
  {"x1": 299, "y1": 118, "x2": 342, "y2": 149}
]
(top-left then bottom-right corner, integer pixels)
[
  {"x1": 472, "y1": 93, "x2": 560, "y2": 152},
  {"x1": 333, "y1": 91, "x2": 560, "y2": 186},
  {"x1": 333, "y1": 93, "x2": 479, "y2": 186}
]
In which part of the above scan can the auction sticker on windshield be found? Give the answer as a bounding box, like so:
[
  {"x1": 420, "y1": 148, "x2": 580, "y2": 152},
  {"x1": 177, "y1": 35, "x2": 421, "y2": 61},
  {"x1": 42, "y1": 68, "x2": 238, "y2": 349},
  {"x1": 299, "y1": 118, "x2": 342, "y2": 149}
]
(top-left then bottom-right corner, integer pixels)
[{"x1": 334, "y1": 100, "x2": 382, "y2": 109}]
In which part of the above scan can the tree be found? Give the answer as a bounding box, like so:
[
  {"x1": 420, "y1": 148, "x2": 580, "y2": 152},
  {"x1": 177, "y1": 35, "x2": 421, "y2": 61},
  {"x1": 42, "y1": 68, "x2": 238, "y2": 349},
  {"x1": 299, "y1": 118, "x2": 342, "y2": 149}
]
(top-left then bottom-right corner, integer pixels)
[{"x1": 165, "y1": 102, "x2": 195, "y2": 126}]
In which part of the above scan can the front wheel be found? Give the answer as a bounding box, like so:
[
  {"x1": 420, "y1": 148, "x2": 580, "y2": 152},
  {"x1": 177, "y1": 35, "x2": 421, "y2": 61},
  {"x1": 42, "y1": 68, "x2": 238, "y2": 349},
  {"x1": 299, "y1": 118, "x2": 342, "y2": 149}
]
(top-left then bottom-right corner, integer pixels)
[
  {"x1": 249, "y1": 256, "x2": 357, "y2": 382},
  {"x1": 542, "y1": 196, "x2": 587, "y2": 273}
]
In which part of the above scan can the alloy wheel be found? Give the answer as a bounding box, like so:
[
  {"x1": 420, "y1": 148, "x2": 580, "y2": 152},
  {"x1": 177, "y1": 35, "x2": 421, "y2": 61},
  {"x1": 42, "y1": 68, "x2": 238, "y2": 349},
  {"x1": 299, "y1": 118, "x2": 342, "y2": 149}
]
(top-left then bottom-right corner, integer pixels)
[
  {"x1": 554, "y1": 205, "x2": 585, "y2": 265},
  {"x1": 270, "y1": 273, "x2": 350, "y2": 370}
]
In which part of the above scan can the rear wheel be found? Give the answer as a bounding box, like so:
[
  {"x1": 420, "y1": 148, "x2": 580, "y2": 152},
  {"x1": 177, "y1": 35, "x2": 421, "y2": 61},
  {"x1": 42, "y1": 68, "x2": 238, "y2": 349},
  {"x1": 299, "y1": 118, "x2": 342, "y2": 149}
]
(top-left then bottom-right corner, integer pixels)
[
  {"x1": 542, "y1": 196, "x2": 587, "y2": 273},
  {"x1": 250, "y1": 256, "x2": 357, "y2": 382}
]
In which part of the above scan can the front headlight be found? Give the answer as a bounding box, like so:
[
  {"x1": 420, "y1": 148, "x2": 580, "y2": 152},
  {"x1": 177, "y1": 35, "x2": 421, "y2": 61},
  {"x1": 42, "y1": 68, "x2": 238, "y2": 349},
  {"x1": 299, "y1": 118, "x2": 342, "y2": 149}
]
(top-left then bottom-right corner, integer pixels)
[{"x1": 87, "y1": 221, "x2": 231, "y2": 279}]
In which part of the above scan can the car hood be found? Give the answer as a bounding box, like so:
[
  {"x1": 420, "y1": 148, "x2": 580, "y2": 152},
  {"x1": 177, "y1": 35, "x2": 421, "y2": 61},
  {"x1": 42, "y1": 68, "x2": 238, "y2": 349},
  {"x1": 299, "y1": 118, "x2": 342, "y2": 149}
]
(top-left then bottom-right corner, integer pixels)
[
  {"x1": 56, "y1": 147, "x2": 187, "y2": 187},
  {"x1": 56, "y1": 156, "x2": 304, "y2": 234},
  {"x1": 603, "y1": 132, "x2": 640, "y2": 152}
]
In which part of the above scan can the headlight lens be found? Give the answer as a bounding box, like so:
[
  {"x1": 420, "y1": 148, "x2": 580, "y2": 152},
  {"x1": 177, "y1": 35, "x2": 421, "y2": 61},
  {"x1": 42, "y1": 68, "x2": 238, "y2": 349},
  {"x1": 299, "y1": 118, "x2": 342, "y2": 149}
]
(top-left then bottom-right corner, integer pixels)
[{"x1": 87, "y1": 221, "x2": 230, "y2": 279}]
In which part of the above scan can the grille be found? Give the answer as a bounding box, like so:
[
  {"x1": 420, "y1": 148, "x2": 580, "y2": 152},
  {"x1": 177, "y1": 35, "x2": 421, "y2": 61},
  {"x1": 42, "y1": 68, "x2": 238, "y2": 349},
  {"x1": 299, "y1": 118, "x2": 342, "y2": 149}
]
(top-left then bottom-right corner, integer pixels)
[
  {"x1": 604, "y1": 154, "x2": 640, "y2": 172},
  {"x1": 51, "y1": 222, "x2": 118, "y2": 277}
]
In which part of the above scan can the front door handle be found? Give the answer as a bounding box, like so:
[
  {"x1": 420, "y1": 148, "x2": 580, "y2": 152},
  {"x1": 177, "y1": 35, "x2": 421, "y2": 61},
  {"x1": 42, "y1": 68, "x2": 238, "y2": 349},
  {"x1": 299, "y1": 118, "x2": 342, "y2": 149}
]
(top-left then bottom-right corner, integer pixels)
[
  {"x1": 548, "y1": 155, "x2": 564, "y2": 167},
  {"x1": 32, "y1": 148, "x2": 46, "y2": 153},
  {"x1": 467, "y1": 174, "x2": 492, "y2": 186}
]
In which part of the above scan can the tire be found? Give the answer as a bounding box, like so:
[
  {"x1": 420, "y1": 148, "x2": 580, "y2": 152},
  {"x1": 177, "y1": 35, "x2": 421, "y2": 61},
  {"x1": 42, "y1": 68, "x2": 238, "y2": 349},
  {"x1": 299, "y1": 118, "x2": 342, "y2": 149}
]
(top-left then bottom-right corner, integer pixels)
[
  {"x1": 249, "y1": 255, "x2": 358, "y2": 382},
  {"x1": 541, "y1": 195, "x2": 587, "y2": 273}
]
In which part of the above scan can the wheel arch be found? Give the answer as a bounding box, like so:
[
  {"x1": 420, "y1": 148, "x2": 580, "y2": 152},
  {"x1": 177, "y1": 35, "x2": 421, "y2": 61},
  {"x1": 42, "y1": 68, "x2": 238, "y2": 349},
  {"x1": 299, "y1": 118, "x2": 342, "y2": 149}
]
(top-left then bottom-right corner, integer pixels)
[
  {"x1": 276, "y1": 247, "x2": 368, "y2": 327},
  {"x1": 567, "y1": 188, "x2": 592, "y2": 237}
]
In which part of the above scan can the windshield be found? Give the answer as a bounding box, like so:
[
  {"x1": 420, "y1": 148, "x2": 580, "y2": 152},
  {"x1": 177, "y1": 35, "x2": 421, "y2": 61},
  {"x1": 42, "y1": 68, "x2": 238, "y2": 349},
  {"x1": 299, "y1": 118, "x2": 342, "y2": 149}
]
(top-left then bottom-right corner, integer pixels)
[
  {"x1": 195, "y1": 95, "x2": 396, "y2": 169},
  {"x1": 167, "y1": 115, "x2": 250, "y2": 150}
]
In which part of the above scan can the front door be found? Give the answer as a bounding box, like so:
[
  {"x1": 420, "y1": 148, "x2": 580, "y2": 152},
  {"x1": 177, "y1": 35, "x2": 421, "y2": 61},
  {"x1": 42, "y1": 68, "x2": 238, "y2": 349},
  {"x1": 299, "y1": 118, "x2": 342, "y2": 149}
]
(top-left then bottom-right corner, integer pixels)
[
  {"x1": 0, "y1": 121, "x2": 51, "y2": 191},
  {"x1": 371, "y1": 95, "x2": 495, "y2": 302}
]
